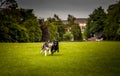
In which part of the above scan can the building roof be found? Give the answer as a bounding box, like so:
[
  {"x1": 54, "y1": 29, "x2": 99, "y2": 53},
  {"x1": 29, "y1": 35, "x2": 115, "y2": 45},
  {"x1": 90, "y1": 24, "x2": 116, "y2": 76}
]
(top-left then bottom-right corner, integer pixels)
[
  {"x1": 62, "y1": 20, "x2": 68, "y2": 24},
  {"x1": 62, "y1": 18, "x2": 87, "y2": 24},
  {"x1": 75, "y1": 18, "x2": 87, "y2": 24}
]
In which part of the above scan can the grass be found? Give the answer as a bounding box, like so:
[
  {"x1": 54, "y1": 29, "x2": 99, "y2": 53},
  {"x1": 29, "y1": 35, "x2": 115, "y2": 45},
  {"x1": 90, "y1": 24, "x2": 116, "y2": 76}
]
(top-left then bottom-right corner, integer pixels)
[{"x1": 0, "y1": 41, "x2": 120, "y2": 76}]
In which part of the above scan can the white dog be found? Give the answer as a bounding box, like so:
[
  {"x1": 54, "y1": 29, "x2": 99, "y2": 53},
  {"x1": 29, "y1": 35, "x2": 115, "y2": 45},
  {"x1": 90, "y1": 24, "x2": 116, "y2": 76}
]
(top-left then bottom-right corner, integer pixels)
[{"x1": 41, "y1": 41, "x2": 53, "y2": 56}]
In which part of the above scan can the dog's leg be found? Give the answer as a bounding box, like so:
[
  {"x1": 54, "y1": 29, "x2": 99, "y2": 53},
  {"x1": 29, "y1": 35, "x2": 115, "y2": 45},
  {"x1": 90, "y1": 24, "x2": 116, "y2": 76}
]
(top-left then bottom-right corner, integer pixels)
[
  {"x1": 48, "y1": 49, "x2": 51, "y2": 54},
  {"x1": 44, "y1": 50, "x2": 47, "y2": 56}
]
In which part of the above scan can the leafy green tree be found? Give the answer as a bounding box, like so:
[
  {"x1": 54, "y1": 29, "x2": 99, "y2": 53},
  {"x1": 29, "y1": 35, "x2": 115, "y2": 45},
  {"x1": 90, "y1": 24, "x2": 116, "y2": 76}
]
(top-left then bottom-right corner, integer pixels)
[
  {"x1": 21, "y1": 17, "x2": 42, "y2": 42},
  {"x1": 0, "y1": 14, "x2": 28, "y2": 42},
  {"x1": 63, "y1": 32, "x2": 74, "y2": 41},
  {"x1": 85, "y1": 7, "x2": 106, "y2": 39},
  {"x1": 67, "y1": 14, "x2": 76, "y2": 26},
  {"x1": 9, "y1": 23, "x2": 29, "y2": 42},
  {"x1": 0, "y1": 23, "x2": 11, "y2": 42},
  {"x1": 45, "y1": 17, "x2": 59, "y2": 41},
  {"x1": 0, "y1": 4, "x2": 42, "y2": 42},
  {"x1": 104, "y1": 2, "x2": 120, "y2": 40},
  {"x1": 0, "y1": 11, "x2": 16, "y2": 42},
  {"x1": 54, "y1": 14, "x2": 66, "y2": 40},
  {"x1": 71, "y1": 23, "x2": 82, "y2": 41},
  {"x1": 39, "y1": 15, "x2": 65, "y2": 41},
  {"x1": 67, "y1": 14, "x2": 83, "y2": 41},
  {"x1": 39, "y1": 19, "x2": 49, "y2": 41}
]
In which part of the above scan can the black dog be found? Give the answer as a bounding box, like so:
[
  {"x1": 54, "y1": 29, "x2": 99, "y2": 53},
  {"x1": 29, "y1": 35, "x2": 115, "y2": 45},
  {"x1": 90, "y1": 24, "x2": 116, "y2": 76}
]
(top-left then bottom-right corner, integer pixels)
[{"x1": 51, "y1": 40, "x2": 59, "y2": 55}]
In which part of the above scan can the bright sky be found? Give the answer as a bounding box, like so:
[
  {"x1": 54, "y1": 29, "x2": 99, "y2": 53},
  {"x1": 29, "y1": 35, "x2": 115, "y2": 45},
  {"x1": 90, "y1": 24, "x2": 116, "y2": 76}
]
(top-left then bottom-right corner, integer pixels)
[{"x1": 17, "y1": 0, "x2": 117, "y2": 20}]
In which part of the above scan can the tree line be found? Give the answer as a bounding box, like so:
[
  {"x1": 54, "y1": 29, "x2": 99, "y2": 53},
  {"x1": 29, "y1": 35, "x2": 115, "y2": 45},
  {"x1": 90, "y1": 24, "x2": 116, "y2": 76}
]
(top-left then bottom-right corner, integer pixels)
[
  {"x1": 0, "y1": 0, "x2": 82, "y2": 42},
  {"x1": 0, "y1": 0, "x2": 120, "y2": 42},
  {"x1": 0, "y1": 0, "x2": 42, "y2": 42},
  {"x1": 85, "y1": 1, "x2": 120, "y2": 41},
  {"x1": 39, "y1": 14, "x2": 82, "y2": 41}
]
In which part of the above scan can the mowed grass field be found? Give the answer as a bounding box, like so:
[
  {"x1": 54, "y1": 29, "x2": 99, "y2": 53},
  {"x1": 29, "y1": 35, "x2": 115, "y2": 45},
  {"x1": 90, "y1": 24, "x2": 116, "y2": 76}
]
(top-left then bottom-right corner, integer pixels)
[{"x1": 0, "y1": 41, "x2": 120, "y2": 76}]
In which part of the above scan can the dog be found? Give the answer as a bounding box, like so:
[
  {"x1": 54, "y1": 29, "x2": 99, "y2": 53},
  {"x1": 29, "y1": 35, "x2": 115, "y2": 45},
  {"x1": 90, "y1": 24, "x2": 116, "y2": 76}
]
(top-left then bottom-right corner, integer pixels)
[
  {"x1": 41, "y1": 40, "x2": 59, "y2": 56},
  {"x1": 51, "y1": 40, "x2": 59, "y2": 54}
]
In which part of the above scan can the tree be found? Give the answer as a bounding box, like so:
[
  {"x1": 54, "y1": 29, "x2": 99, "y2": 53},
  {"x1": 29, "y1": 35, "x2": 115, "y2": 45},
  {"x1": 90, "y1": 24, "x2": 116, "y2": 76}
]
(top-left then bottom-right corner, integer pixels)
[
  {"x1": 71, "y1": 23, "x2": 82, "y2": 41},
  {"x1": 21, "y1": 17, "x2": 42, "y2": 42},
  {"x1": 0, "y1": 6, "x2": 42, "y2": 42},
  {"x1": 39, "y1": 19, "x2": 49, "y2": 41},
  {"x1": 63, "y1": 32, "x2": 73, "y2": 41},
  {"x1": 54, "y1": 14, "x2": 66, "y2": 41},
  {"x1": 39, "y1": 15, "x2": 65, "y2": 41},
  {"x1": 0, "y1": 11, "x2": 17, "y2": 42},
  {"x1": 0, "y1": 0, "x2": 18, "y2": 9},
  {"x1": 104, "y1": 2, "x2": 120, "y2": 40},
  {"x1": 67, "y1": 14, "x2": 83, "y2": 41},
  {"x1": 45, "y1": 17, "x2": 59, "y2": 41},
  {"x1": 85, "y1": 7, "x2": 106, "y2": 39},
  {"x1": 67, "y1": 14, "x2": 76, "y2": 26},
  {"x1": 0, "y1": 13, "x2": 29, "y2": 42},
  {"x1": 9, "y1": 23, "x2": 29, "y2": 42}
]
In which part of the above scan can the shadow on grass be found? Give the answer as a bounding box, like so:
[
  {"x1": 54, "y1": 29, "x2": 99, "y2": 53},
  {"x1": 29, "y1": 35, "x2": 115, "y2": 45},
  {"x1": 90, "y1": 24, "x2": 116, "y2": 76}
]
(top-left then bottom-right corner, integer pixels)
[
  {"x1": 48, "y1": 54, "x2": 62, "y2": 56},
  {"x1": 53, "y1": 54, "x2": 62, "y2": 56}
]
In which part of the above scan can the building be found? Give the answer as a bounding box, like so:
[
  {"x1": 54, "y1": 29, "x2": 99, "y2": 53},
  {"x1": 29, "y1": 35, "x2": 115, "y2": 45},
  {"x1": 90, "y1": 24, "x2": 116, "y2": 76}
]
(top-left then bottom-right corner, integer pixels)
[
  {"x1": 75, "y1": 18, "x2": 87, "y2": 33},
  {"x1": 62, "y1": 18, "x2": 87, "y2": 33}
]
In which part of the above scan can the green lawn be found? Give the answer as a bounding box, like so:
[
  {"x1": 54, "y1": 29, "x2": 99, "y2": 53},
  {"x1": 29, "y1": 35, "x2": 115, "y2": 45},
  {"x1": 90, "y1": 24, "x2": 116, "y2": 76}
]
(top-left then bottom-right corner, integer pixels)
[{"x1": 0, "y1": 41, "x2": 120, "y2": 76}]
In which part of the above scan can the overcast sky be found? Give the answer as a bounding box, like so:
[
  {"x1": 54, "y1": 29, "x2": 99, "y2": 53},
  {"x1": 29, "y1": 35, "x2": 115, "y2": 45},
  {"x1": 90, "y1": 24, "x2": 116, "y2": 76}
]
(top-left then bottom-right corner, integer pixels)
[{"x1": 17, "y1": 0, "x2": 117, "y2": 20}]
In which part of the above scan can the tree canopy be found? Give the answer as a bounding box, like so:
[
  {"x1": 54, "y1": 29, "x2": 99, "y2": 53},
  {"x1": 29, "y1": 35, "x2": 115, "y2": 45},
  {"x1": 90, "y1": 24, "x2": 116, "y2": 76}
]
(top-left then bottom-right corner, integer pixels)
[
  {"x1": 0, "y1": 0, "x2": 18, "y2": 9},
  {"x1": 85, "y1": 7, "x2": 106, "y2": 39},
  {"x1": 85, "y1": 1, "x2": 120, "y2": 41},
  {"x1": 104, "y1": 2, "x2": 120, "y2": 40},
  {"x1": 0, "y1": 0, "x2": 42, "y2": 42},
  {"x1": 1, "y1": 0, "x2": 119, "y2": 42}
]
